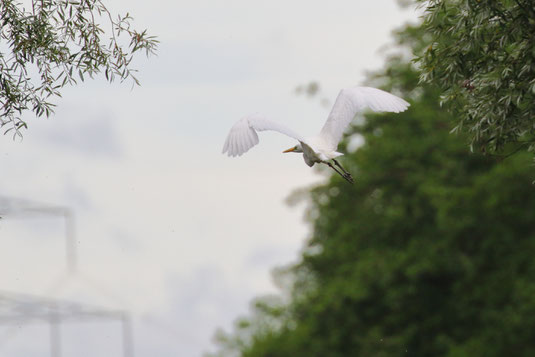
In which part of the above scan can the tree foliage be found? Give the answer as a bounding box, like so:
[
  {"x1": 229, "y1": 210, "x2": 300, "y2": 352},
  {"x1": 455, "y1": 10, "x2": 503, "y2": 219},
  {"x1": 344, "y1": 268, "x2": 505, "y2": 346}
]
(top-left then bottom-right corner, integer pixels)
[
  {"x1": 0, "y1": 0, "x2": 157, "y2": 137},
  {"x1": 207, "y1": 20, "x2": 535, "y2": 357},
  {"x1": 418, "y1": 0, "x2": 535, "y2": 154}
]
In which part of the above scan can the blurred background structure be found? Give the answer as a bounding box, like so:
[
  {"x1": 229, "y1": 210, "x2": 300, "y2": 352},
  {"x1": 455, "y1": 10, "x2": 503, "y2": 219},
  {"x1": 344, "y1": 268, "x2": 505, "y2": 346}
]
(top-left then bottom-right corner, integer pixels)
[
  {"x1": 0, "y1": 290, "x2": 133, "y2": 357},
  {"x1": 0, "y1": 197, "x2": 134, "y2": 357},
  {"x1": 0, "y1": 197, "x2": 77, "y2": 272}
]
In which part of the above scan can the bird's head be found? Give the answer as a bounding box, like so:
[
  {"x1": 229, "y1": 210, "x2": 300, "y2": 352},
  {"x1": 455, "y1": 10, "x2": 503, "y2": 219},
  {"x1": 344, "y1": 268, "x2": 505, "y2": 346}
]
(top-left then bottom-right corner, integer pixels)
[{"x1": 283, "y1": 143, "x2": 303, "y2": 154}]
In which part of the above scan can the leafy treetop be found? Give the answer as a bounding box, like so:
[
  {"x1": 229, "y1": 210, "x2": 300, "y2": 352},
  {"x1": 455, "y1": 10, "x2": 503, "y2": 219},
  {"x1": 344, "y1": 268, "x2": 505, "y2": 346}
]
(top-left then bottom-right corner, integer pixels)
[{"x1": 417, "y1": 0, "x2": 535, "y2": 155}]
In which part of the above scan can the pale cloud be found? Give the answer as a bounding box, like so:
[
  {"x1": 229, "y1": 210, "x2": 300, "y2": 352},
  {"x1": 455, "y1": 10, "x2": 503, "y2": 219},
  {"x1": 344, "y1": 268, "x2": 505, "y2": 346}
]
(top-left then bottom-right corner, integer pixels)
[{"x1": 35, "y1": 108, "x2": 123, "y2": 158}]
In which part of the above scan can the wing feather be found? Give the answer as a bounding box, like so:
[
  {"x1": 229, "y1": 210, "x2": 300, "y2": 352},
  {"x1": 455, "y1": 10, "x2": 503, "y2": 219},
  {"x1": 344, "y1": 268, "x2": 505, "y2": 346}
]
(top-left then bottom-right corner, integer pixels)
[
  {"x1": 319, "y1": 86, "x2": 410, "y2": 150},
  {"x1": 222, "y1": 114, "x2": 303, "y2": 157},
  {"x1": 237, "y1": 130, "x2": 246, "y2": 154}
]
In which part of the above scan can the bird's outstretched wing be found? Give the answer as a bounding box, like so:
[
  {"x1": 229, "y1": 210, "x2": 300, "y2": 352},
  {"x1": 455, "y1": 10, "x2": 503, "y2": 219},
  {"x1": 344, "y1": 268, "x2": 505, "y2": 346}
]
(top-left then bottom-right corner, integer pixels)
[
  {"x1": 319, "y1": 86, "x2": 410, "y2": 150},
  {"x1": 222, "y1": 114, "x2": 304, "y2": 157}
]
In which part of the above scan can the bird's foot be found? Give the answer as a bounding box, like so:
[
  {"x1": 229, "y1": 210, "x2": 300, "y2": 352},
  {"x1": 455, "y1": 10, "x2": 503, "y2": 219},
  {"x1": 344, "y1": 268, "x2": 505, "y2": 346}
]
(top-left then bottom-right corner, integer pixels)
[
  {"x1": 332, "y1": 159, "x2": 354, "y2": 184},
  {"x1": 342, "y1": 172, "x2": 354, "y2": 184},
  {"x1": 326, "y1": 162, "x2": 354, "y2": 184}
]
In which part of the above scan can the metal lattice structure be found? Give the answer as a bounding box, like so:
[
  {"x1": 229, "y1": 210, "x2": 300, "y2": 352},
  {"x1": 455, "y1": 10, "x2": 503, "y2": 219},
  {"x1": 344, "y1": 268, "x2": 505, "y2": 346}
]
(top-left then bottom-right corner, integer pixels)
[
  {"x1": 0, "y1": 195, "x2": 77, "y2": 272},
  {"x1": 0, "y1": 196, "x2": 134, "y2": 357},
  {"x1": 0, "y1": 290, "x2": 134, "y2": 357}
]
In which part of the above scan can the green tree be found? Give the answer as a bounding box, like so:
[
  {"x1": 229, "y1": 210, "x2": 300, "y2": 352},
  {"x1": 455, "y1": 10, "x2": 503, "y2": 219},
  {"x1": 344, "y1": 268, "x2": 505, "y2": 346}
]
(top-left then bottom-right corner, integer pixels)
[
  {"x1": 208, "y1": 21, "x2": 535, "y2": 357},
  {"x1": 0, "y1": 0, "x2": 157, "y2": 137},
  {"x1": 418, "y1": 0, "x2": 535, "y2": 154}
]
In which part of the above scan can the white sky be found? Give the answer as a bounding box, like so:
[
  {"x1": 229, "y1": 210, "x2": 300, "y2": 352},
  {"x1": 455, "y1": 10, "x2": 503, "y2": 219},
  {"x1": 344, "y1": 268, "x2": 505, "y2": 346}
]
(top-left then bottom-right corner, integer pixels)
[{"x1": 0, "y1": 1, "x2": 419, "y2": 356}]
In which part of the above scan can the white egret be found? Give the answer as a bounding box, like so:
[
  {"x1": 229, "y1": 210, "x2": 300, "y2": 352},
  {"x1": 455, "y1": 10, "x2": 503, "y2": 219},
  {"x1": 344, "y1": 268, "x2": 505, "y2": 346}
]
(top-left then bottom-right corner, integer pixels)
[{"x1": 222, "y1": 86, "x2": 410, "y2": 183}]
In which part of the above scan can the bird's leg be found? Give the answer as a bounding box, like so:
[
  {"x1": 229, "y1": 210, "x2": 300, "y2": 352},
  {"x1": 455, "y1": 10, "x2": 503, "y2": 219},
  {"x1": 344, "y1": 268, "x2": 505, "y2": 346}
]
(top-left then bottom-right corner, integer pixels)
[
  {"x1": 326, "y1": 162, "x2": 354, "y2": 184},
  {"x1": 332, "y1": 159, "x2": 354, "y2": 183},
  {"x1": 332, "y1": 159, "x2": 350, "y2": 176}
]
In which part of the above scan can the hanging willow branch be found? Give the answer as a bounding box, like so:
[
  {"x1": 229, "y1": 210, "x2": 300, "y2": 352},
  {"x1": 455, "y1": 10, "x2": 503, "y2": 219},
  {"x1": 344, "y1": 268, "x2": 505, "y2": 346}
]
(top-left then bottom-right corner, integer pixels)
[{"x1": 0, "y1": 0, "x2": 158, "y2": 138}]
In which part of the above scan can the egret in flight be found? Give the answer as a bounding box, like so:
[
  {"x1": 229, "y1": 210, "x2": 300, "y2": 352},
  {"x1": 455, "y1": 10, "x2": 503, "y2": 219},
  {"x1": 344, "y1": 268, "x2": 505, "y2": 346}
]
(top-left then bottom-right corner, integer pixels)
[{"x1": 222, "y1": 86, "x2": 409, "y2": 183}]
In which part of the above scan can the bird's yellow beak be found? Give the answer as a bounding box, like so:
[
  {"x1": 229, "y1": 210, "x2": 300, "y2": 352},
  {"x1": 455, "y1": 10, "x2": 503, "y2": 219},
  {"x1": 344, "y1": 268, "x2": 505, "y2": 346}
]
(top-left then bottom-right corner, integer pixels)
[{"x1": 283, "y1": 147, "x2": 296, "y2": 153}]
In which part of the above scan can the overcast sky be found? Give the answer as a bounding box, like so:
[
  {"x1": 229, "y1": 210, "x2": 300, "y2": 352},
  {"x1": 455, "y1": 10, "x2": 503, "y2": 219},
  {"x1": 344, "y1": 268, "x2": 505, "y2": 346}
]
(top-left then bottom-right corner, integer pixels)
[{"x1": 0, "y1": 1, "x2": 418, "y2": 356}]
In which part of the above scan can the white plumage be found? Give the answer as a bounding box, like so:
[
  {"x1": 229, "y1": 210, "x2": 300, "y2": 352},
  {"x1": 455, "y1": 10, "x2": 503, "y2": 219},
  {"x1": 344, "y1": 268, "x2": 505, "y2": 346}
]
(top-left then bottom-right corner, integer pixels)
[
  {"x1": 221, "y1": 114, "x2": 304, "y2": 158},
  {"x1": 222, "y1": 86, "x2": 409, "y2": 183}
]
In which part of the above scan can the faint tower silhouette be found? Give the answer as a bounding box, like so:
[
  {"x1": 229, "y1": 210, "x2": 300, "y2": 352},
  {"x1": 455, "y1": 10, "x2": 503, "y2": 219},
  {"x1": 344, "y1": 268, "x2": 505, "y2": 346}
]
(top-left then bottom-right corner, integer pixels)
[{"x1": 0, "y1": 196, "x2": 134, "y2": 357}]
